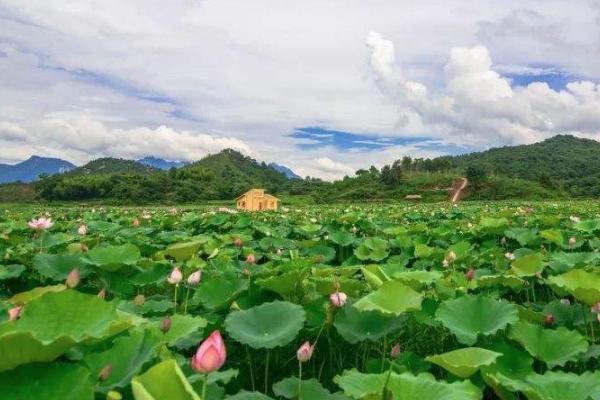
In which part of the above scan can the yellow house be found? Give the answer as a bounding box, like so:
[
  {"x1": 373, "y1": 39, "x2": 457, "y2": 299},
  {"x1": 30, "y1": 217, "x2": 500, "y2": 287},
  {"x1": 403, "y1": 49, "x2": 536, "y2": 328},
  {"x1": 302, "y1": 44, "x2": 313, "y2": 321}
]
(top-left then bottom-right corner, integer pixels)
[{"x1": 236, "y1": 189, "x2": 279, "y2": 211}]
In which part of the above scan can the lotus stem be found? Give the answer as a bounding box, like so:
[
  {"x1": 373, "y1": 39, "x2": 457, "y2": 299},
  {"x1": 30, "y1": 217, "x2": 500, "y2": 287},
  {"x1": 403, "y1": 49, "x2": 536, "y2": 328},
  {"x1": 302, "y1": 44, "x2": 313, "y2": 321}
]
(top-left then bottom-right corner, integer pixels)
[
  {"x1": 246, "y1": 346, "x2": 255, "y2": 391},
  {"x1": 264, "y1": 349, "x2": 270, "y2": 394},
  {"x1": 201, "y1": 373, "x2": 208, "y2": 400},
  {"x1": 183, "y1": 287, "x2": 190, "y2": 314},
  {"x1": 173, "y1": 284, "x2": 178, "y2": 314},
  {"x1": 298, "y1": 361, "x2": 303, "y2": 400}
]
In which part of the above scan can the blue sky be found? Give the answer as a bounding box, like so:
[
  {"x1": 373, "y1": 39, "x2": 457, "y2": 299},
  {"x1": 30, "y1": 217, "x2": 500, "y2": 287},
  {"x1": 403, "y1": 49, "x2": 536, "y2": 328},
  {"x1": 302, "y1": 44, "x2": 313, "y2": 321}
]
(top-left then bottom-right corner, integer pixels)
[{"x1": 0, "y1": 1, "x2": 599, "y2": 180}]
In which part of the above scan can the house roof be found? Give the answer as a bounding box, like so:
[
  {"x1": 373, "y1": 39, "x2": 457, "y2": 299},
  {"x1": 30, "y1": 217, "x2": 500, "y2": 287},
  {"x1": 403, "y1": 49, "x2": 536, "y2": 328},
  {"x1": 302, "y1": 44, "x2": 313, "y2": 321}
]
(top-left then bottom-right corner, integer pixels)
[{"x1": 235, "y1": 188, "x2": 277, "y2": 200}]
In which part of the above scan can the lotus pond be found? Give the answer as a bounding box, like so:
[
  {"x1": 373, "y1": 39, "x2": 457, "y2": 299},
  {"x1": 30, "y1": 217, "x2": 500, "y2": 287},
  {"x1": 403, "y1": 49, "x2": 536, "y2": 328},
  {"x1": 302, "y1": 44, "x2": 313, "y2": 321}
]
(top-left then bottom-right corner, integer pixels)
[{"x1": 2, "y1": 201, "x2": 600, "y2": 399}]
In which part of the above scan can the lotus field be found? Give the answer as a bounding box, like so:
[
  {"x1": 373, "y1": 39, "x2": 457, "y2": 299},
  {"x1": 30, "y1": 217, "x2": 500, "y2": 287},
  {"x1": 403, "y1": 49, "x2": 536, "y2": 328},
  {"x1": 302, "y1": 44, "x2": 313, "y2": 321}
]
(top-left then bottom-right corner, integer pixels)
[{"x1": 3, "y1": 202, "x2": 600, "y2": 400}]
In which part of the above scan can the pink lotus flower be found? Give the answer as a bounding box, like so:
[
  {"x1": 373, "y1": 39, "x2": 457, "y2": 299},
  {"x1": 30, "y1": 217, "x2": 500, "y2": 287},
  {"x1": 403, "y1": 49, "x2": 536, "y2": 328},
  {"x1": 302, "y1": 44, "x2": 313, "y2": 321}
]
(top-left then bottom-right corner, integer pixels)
[
  {"x1": 296, "y1": 341, "x2": 313, "y2": 363},
  {"x1": 160, "y1": 315, "x2": 172, "y2": 333},
  {"x1": 465, "y1": 268, "x2": 475, "y2": 281},
  {"x1": 591, "y1": 301, "x2": 600, "y2": 314},
  {"x1": 8, "y1": 306, "x2": 22, "y2": 321},
  {"x1": 569, "y1": 237, "x2": 577, "y2": 247},
  {"x1": 246, "y1": 254, "x2": 256, "y2": 264},
  {"x1": 390, "y1": 343, "x2": 401, "y2": 359},
  {"x1": 132, "y1": 218, "x2": 140, "y2": 228},
  {"x1": 167, "y1": 267, "x2": 183, "y2": 285},
  {"x1": 78, "y1": 224, "x2": 88, "y2": 235},
  {"x1": 187, "y1": 270, "x2": 202, "y2": 286},
  {"x1": 445, "y1": 251, "x2": 457, "y2": 263},
  {"x1": 97, "y1": 289, "x2": 106, "y2": 300},
  {"x1": 329, "y1": 291, "x2": 347, "y2": 308},
  {"x1": 560, "y1": 298, "x2": 571, "y2": 306},
  {"x1": 65, "y1": 268, "x2": 80, "y2": 288},
  {"x1": 505, "y1": 252, "x2": 516, "y2": 261},
  {"x1": 234, "y1": 237, "x2": 243, "y2": 247},
  {"x1": 191, "y1": 330, "x2": 227, "y2": 373},
  {"x1": 28, "y1": 217, "x2": 53, "y2": 230}
]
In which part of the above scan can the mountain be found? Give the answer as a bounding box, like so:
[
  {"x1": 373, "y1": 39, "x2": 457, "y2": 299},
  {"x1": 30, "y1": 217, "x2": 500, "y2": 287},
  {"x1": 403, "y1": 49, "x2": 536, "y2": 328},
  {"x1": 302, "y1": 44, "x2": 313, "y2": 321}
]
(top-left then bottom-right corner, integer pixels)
[
  {"x1": 68, "y1": 158, "x2": 158, "y2": 175},
  {"x1": 268, "y1": 163, "x2": 301, "y2": 179},
  {"x1": 138, "y1": 156, "x2": 188, "y2": 170},
  {"x1": 0, "y1": 156, "x2": 75, "y2": 183}
]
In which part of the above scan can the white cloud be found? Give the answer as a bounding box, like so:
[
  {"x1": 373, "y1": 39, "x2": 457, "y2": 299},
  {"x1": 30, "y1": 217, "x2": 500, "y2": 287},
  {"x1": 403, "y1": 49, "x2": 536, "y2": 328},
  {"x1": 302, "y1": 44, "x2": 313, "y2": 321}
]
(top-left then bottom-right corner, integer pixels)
[
  {"x1": 0, "y1": 116, "x2": 251, "y2": 164},
  {"x1": 366, "y1": 32, "x2": 600, "y2": 147}
]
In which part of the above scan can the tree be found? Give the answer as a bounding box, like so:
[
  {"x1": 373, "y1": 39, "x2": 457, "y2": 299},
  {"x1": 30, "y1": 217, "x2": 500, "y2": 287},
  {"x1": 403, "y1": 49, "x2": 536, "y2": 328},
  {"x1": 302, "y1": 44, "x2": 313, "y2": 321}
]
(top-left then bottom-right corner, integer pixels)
[{"x1": 465, "y1": 165, "x2": 488, "y2": 184}]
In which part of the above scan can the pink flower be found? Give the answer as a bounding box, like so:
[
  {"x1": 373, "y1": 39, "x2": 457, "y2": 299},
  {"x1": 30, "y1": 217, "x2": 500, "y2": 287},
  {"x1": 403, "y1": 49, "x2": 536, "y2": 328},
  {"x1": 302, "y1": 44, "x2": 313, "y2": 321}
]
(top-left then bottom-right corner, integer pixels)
[
  {"x1": 246, "y1": 254, "x2": 256, "y2": 264},
  {"x1": 191, "y1": 330, "x2": 227, "y2": 373},
  {"x1": 390, "y1": 343, "x2": 401, "y2": 359},
  {"x1": 569, "y1": 237, "x2": 577, "y2": 247},
  {"x1": 97, "y1": 289, "x2": 106, "y2": 300},
  {"x1": 465, "y1": 268, "x2": 475, "y2": 281},
  {"x1": 296, "y1": 341, "x2": 313, "y2": 363},
  {"x1": 590, "y1": 301, "x2": 600, "y2": 314},
  {"x1": 28, "y1": 217, "x2": 53, "y2": 230},
  {"x1": 234, "y1": 237, "x2": 243, "y2": 248},
  {"x1": 8, "y1": 306, "x2": 22, "y2": 321},
  {"x1": 65, "y1": 268, "x2": 80, "y2": 288},
  {"x1": 167, "y1": 267, "x2": 183, "y2": 285},
  {"x1": 187, "y1": 270, "x2": 202, "y2": 286},
  {"x1": 78, "y1": 224, "x2": 88, "y2": 235},
  {"x1": 505, "y1": 252, "x2": 516, "y2": 261},
  {"x1": 160, "y1": 315, "x2": 172, "y2": 333},
  {"x1": 329, "y1": 291, "x2": 347, "y2": 308},
  {"x1": 132, "y1": 218, "x2": 140, "y2": 228},
  {"x1": 445, "y1": 251, "x2": 457, "y2": 263}
]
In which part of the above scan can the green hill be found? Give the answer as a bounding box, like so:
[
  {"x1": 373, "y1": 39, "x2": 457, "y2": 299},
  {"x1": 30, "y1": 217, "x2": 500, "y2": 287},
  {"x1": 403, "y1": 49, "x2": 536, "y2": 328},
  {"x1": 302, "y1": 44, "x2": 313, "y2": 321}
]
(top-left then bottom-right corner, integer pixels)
[
  {"x1": 68, "y1": 158, "x2": 157, "y2": 176},
  {"x1": 417, "y1": 135, "x2": 599, "y2": 196}
]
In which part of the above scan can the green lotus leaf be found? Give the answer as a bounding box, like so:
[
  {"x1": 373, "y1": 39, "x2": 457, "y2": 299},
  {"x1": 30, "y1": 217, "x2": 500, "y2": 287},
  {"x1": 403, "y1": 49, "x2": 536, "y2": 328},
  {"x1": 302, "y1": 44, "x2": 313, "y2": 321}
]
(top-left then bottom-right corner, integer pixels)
[
  {"x1": 0, "y1": 290, "x2": 133, "y2": 371},
  {"x1": 256, "y1": 270, "x2": 304, "y2": 297},
  {"x1": 227, "y1": 391, "x2": 274, "y2": 400},
  {"x1": 33, "y1": 253, "x2": 91, "y2": 281},
  {"x1": 435, "y1": 295, "x2": 519, "y2": 345},
  {"x1": 354, "y1": 238, "x2": 389, "y2": 261},
  {"x1": 548, "y1": 269, "x2": 600, "y2": 305},
  {"x1": 508, "y1": 320, "x2": 588, "y2": 367},
  {"x1": 330, "y1": 230, "x2": 355, "y2": 247},
  {"x1": 481, "y1": 340, "x2": 534, "y2": 380},
  {"x1": 549, "y1": 252, "x2": 599, "y2": 270},
  {"x1": 334, "y1": 304, "x2": 404, "y2": 343},
  {"x1": 504, "y1": 228, "x2": 538, "y2": 246},
  {"x1": 476, "y1": 275, "x2": 526, "y2": 290},
  {"x1": 353, "y1": 280, "x2": 422, "y2": 316},
  {"x1": 510, "y1": 253, "x2": 544, "y2": 277},
  {"x1": 304, "y1": 244, "x2": 336, "y2": 263},
  {"x1": 225, "y1": 301, "x2": 305, "y2": 349},
  {"x1": 9, "y1": 284, "x2": 66, "y2": 305},
  {"x1": 161, "y1": 314, "x2": 207, "y2": 347},
  {"x1": 413, "y1": 243, "x2": 434, "y2": 258},
  {"x1": 85, "y1": 243, "x2": 141, "y2": 272},
  {"x1": 132, "y1": 359, "x2": 200, "y2": 400},
  {"x1": 191, "y1": 274, "x2": 249, "y2": 311},
  {"x1": 448, "y1": 241, "x2": 471, "y2": 260},
  {"x1": 163, "y1": 240, "x2": 205, "y2": 261},
  {"x1": 309, "y1": 276, "x2": 364, "y2": 297},
  {"x1": 119, "y1": 298, "x2": 174, "y2": 316},
  {"x1": 0, "y1": 264, "x2": 25, "y2": 280},
  {"x1": 0, "y1": 362, "x2": 93, "y2": 400},
  {"x1": 494, "y1": 370, "x2": 600, "y2": 400},
  {"x1": 334, "y1": 369, "x2": 481, "y2": 400},
  {"x1": 273, "y1": 377, "x2": 349, "y2": 399},
  {"x1": 426, "y1": 347, "x2": 501, "y2": 378},
  {"x1": 83, "y1": 328, "x2": 162, "y2": 391},
  {"x1": 574, "y1": 219, "x2": 600, "y2": 233},
  {"x1": 540, "y1": 229, "x2": 564, "y2": 246},
  {"x1": 393, "y1": 270, "x2": 442, "y2": 286}
]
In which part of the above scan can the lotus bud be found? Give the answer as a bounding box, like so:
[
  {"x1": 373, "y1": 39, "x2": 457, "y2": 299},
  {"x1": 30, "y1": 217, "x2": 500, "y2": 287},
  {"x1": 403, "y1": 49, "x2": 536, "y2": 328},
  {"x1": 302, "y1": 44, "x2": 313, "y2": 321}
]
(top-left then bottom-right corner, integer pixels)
[
  {"x1": 98, "y1": 363, "x2": 113, "y2": 381},
  {"x1": 505, "y1": 252, "x2": 515, "y2": 261},
  {"x1": 570, "y1": 215, "x2": 581, "y2": 223},
  {"x1": 500, "y1": 237, "x2": 506, "y2": 245},
  {"x1": 246, "y1": 254, "x2": 256, "y2": 264},
  {"x1": 167, "y1": 267, "x2": 183, "y2": 285},
  {"x1": 590, "y1": 301, "x2": 600, "y2": 314},
  {"x1": 133, "y1": 294, "x2": 145, "y2": 306},
  {"x1": 446, "y1": 251, "x2": 456, "y2": 263},
  {"x1": 276, "y1": 248, "x2": 283, "y2": 256},
  {"x1": 80, "y1": 243, "x2": 89, "y2": 253},
  {"x1": 390, "y1": 343, "x2": 401, "y2": 359},
  {"x1": 329, "y1": 291, "x2": 347, "y2": 308},
  {"x1": 230, "y1": 301, "x2": 241, "y2": 311},
  {"x1": 351, "y1": 225, "x2": 358, "y2": 234},
  {"x1": 234, "y1": 237, "x2": 243, "y2": 247},
  {"x1": 132, "y1": 218, "x2": 140, "y2": 228},
  {"x1": 65, "y1": 268, "x2": 80, "y2": 288},
  {"x1": 191, "y1": 330, "x2": 227, "y2": 373},
  {"x1": 78, "y1": 224, "x2": 88, "y2": 235},
  {"x1": 98, "y1": 289, "x2": 106, "y2": 300},
  {"x1": 187, "y1": 270, "x2": 202, "y2": 286},
  {"x1": 242, "y1": 267, "x2": 251, "y2": 277},
  {"x1": 544, "y1": 314, "x2": 554, "y2": 326},
  {"x1": 442, "y1": 259, "x2": 449, "y2": 268},
  {"x1": 160, "y1": 315, "x2": 172, "y2": 333},
  {"x1": 8, "y1": 306, "x2": 22, "y2": 321},
  {"x1": 296, "y1": 341, "x2": 313, "y2": 363},
  {"x1": 569, "y1": 237, "x2": 577, "y2": 247},
  {"x1": 465, "y1": 268, "x2": 475, "y2": 281},
  {"x1": 560, "y1": 298, "x2": 570, "y2": 306}
]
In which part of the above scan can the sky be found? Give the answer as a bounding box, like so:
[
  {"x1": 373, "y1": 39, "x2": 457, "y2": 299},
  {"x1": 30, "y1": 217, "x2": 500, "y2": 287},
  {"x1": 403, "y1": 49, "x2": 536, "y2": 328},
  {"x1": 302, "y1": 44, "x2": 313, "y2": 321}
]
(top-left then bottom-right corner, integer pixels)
[{"x1": 1, "y1": 0, "x2": 599, "y2": 180}]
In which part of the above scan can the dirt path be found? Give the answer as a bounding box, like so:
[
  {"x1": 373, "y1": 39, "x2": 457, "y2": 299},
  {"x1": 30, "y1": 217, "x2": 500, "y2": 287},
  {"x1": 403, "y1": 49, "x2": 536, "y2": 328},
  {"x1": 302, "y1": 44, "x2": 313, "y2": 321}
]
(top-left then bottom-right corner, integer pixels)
[{"x1": 451, "y1": 177, "x2": 468, "y2": 203}]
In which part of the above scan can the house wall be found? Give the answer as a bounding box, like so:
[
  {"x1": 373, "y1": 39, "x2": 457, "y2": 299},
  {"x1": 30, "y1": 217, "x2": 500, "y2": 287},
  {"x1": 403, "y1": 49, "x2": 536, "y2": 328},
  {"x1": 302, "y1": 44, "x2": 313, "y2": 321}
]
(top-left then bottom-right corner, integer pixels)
[{"x1": 236, "y1": 190, "x2": 279, "y2": 211}]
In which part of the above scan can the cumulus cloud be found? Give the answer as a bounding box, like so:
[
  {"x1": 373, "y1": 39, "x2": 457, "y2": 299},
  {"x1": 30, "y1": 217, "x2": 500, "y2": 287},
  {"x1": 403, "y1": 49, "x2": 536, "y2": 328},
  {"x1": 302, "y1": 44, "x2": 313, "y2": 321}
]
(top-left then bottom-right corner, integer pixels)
[
  {"x1": 0, "y1": 116, "x2": 251, "y2": 164},
  {"x1": 366, "y1": 31, "x2": 600, "y2": 146}
]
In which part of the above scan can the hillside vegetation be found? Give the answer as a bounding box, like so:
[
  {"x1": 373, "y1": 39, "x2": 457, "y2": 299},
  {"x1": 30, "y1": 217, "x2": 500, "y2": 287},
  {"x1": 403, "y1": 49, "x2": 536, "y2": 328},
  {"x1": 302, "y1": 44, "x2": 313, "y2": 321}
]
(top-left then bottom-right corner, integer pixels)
[{"x1": 3, "y1": 134, "x2": 593, "y2": 203}]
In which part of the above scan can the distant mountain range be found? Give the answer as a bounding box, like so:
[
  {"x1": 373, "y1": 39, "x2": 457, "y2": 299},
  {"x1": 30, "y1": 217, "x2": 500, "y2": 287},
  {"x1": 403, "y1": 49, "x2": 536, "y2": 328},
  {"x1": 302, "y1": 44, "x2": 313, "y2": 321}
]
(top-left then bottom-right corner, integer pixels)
[
  {"x1": 0, "y1": 156, "x2": 75, "y2": 183},
  {"x1": 138, "y1": 156, "x2": 188, "y2": 170},
  {"x1": 0, "y1": 154, "x2": 301, "y2": 184},
  {"x1": 269, "y1": 163, "x2": 301, "y2": 179}
]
